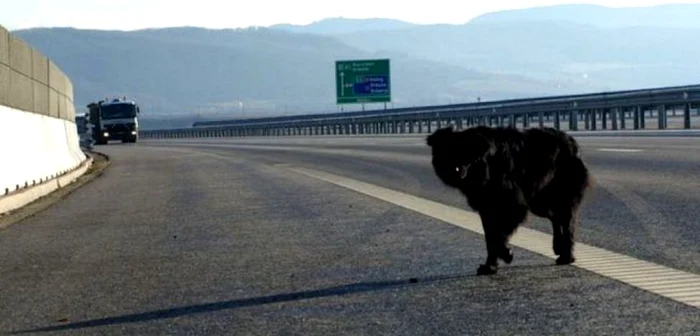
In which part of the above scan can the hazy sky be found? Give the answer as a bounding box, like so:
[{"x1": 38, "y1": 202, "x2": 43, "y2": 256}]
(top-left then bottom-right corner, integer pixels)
[{"x1": 2, "y1": 0, "x2": 696, "y2": 31}]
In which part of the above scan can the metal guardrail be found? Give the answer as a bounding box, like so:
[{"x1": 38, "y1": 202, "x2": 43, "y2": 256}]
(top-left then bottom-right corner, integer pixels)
[{"x1": 142, "y1": 84, "x2": 700, "y2": 139}]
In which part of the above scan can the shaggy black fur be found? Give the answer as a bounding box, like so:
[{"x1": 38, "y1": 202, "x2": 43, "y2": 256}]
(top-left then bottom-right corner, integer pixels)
[{"x1": 427, "y1": 125, "x2": 591, "y2": 275}]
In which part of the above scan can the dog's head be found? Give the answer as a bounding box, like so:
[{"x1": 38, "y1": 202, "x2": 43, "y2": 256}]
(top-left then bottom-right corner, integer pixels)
[{"x1": 426, "y1": 126, "x2": 495, "y2": 189}]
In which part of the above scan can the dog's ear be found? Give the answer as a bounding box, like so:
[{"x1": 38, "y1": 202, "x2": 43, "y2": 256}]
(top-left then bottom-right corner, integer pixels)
[{"x1": 427, "y1": 127, "x2": 454, "y2": 147}]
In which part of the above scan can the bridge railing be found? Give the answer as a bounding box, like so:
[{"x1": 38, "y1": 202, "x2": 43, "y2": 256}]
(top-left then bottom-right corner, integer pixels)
[{"x1": 141, "y1": 84, "x2": 700, "y2": 139}]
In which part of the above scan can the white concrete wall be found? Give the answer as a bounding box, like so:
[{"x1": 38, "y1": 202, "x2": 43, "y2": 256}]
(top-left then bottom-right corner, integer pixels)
[{"x1": 0, "y1": 105, "x2": 86, "y2": 195}]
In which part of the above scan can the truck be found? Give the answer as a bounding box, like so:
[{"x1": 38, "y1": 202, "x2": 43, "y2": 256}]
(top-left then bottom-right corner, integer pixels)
[{"x1": 87, "y1": 97, "x2": 141, "y2": 145}]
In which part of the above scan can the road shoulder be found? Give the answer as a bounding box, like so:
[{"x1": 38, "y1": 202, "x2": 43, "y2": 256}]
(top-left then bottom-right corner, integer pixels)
[{"x1": 0, "y1": 150, "x2": 111, "y2": 230}]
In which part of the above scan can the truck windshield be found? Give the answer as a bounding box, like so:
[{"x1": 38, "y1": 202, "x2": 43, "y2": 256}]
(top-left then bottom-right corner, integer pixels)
[{"x1": 101, "y1": 104, "x2": 137, "y2": 120}]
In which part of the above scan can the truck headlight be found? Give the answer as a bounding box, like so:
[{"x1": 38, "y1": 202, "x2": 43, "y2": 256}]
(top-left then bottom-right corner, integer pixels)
[
  {"x1": 103, "y1": 132, "x2": 109, "y2": 137},
  {"x1": 131, "y1": 131, "x2": 137, "y2": 135}
]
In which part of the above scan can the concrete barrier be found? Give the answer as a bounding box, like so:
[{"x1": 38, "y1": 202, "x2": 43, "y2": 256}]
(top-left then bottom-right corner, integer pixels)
[{"x1": 0, "y1": 25, "x2": 88, "y2": 215}]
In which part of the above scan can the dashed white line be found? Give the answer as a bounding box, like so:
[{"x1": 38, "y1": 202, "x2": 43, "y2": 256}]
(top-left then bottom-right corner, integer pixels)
[
  {"x1": 283, "y1": 165, "x2": 700, "y2": 310},
  {"x1": 596, "y1": 148, "x2": 644, "y2": 153}
]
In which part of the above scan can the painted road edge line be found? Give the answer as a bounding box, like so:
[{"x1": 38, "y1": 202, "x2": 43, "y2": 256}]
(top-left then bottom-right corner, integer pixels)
[{"x1": 283, "y1": 165, "x2": 700, "y2": 309}]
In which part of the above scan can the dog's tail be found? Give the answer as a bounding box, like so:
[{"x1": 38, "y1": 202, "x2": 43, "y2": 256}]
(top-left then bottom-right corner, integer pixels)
[
  {"x1": 564, "y1": 133, "x2": 582, "y2": 158},
  {"x1": 555, "y1": 132, "x2": 591, "y2": 193}
]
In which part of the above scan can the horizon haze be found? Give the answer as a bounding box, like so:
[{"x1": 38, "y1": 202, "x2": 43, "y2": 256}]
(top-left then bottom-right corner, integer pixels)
[{"x1": 3, "y1": 1, "x2": 696, "y2": 31}]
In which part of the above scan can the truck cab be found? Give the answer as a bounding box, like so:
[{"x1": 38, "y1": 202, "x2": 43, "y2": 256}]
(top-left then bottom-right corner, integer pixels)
[{"x1": 88, "y1": 97, "x2": 140, "y2": 144}]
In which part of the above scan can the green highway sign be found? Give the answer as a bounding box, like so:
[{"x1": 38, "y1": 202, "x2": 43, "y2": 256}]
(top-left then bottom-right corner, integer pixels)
[{"x1": 335, "y1": 59, "x2": 391, "y2": 104}]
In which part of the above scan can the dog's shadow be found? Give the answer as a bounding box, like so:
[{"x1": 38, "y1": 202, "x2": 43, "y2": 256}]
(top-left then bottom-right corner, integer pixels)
[
  {"x1": 12, "y1": 262, "x2": 573, "y2": 334},
  {"x1": 11, "y1": 273, "x2": 481, "y2": 334}
]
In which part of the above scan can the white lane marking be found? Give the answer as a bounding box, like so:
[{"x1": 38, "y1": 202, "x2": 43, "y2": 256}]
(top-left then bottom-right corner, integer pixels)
[
  {"x1": 284, "y1": 165, "x2": 700, "y2": 309},
  {"x1": 596, "y1": 148, "x2": 644, "y2": 153},
  {"x1": 165, "y1": 143, "x2": 427, "y2": 164}
]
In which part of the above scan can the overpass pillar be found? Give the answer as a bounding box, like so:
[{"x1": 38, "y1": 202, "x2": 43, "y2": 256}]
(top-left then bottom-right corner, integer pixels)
[
  {"x1": 569, "y1": 111, "x2": 578, "y2": 131},
  {"x1": 633, "y1": 107, "x2": 640, "y2": 130},
  {"x1": 554, "y1": 111, "x2": 561, "y2": 130},
  {"x1": 620, "y1": 108, "x2": 626, "y2": 129},
  {"x1": 611, "y1": 109, "x2": 618, "y2": 130},
  {"x1": 522, "y1": 114, "x2": 530, "y2": 128},
  {"x1": 684, "y1": 103, "x2": 692, "y2": 129},
  {"x1": 602, "y1": 109, "x2": 608, "y2": 129},
  {"x1": 657, "y1": 105, "x2": 667, "y2": 130},
  {"x1": 508, "y1": 114, "x2": 516, "y2": 128},
  {"x1": 590, "y1": 109, "x2": 597, "y2": 131},
  {"x1": 538, "y1": 112, "x2": 544, "y2": 128},
  {"x1": 584, "y1": 110, "x2": 591, "y2": 130}
]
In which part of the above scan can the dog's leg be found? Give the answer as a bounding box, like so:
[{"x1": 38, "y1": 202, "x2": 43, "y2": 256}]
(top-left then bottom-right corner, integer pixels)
[
  {"x1": 477, "y1": 213, "x2": 502, "y2": 275},
  {"x1": 551, "y1": 221, "x2": 564, "y2": 256},
  {"x1": 553, "y1": 211, "x2": 577, "y2": 265},
  {"x1": 477, "y1": 207, "x2": 524, "y2": 275},
  {"x1": 498, "y1": 186, "x2": 529, "y2": 265},
  {"x1": 551, "y1": 157, "x2": 588, "y2": 265}
]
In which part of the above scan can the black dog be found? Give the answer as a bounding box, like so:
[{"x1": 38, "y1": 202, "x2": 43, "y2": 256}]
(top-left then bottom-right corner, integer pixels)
[{"x1": 427, "y1": 126, "x2": 590, "y2": 275}]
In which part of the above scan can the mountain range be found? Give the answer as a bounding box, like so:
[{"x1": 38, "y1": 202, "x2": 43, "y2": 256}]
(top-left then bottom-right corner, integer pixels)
[{"x1": 11, "y1": 3, "x2": 700, "y2": 129}]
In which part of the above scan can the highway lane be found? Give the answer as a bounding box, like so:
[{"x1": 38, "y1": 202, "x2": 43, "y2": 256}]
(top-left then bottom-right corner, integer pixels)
[
  {"x1": 144, "y1": 135, "x2": 700, "y2": 276},
  {"x1": 0, "y1": 137, "x2": 698, "y2": 335}
]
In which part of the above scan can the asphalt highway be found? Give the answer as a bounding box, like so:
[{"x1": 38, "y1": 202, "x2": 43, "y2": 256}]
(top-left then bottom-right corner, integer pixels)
[{"x1": 1, "y1": 134, "x2": 699, "y2": 335}]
